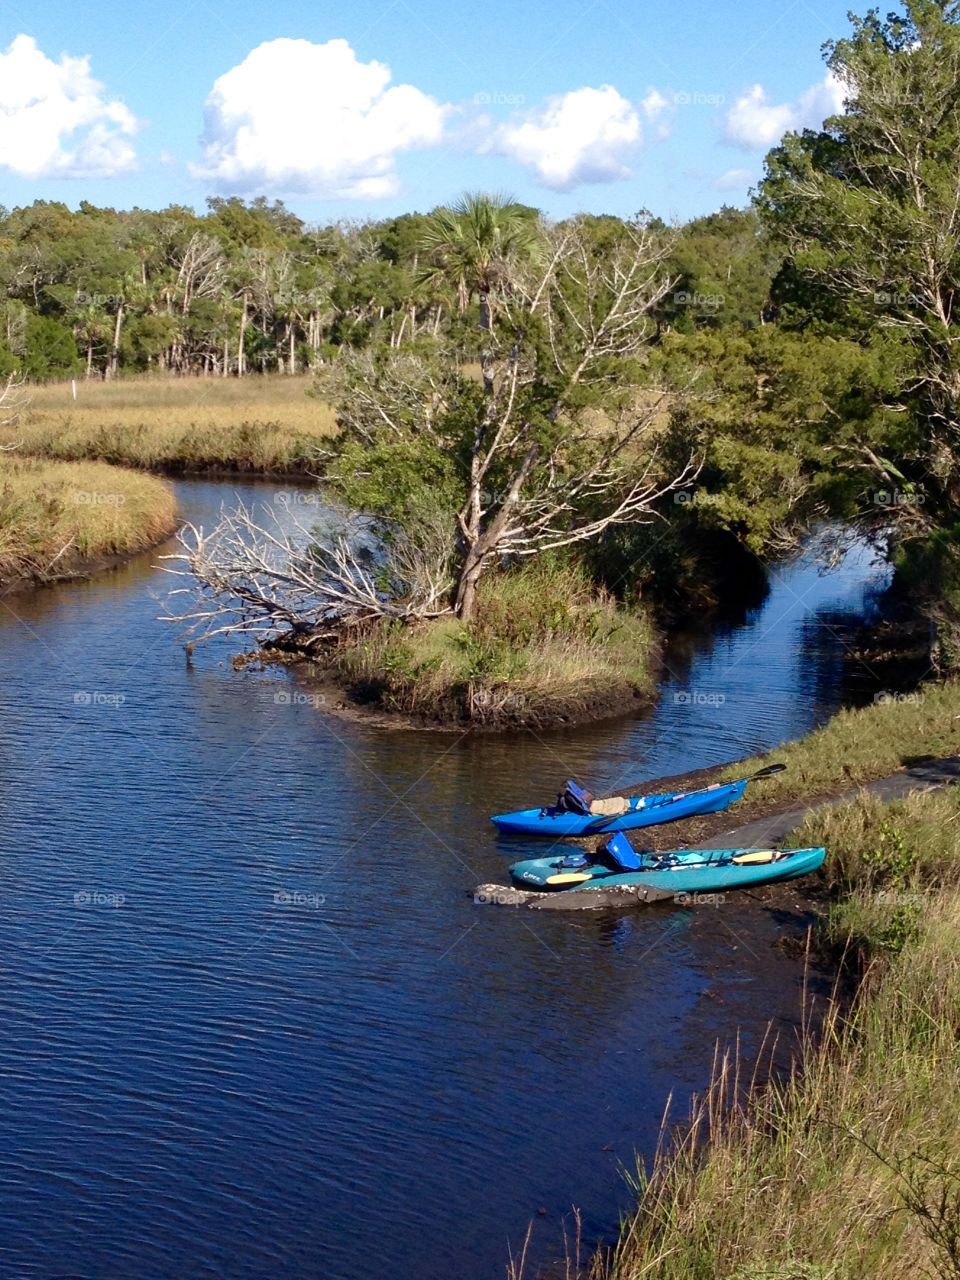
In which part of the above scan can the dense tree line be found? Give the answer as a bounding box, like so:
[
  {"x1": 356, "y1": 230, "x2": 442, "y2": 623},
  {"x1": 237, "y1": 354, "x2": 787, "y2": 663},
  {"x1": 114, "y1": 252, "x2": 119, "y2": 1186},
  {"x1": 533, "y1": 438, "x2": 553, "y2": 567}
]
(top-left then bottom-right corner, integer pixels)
[
  {"x1": 0, "y1": 196, "x2": 773, "y2": 382},
  {"x1": 10, "y1": 0, "x2": 960, "y2": 661}
]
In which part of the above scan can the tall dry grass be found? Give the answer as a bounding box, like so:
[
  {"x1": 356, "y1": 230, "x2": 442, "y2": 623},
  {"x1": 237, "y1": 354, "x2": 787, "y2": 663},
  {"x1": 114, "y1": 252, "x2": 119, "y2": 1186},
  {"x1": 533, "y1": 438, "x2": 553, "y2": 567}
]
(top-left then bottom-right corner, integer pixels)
[
  {"x1": 575, "y1": 786, "x2": 960, "y2": 1280},
  {"x1": 0, "y1": 375, "x2": 338, "y2": 473},
  {"x1": 0, "y1": 456, "x2": 177, "y2": 583},
  {"x1": 719, "y1": 682, "x2": 960, "y2": 805},
  {"x1": 334, "y1": 560, "x2": 657, "y2": 725}
]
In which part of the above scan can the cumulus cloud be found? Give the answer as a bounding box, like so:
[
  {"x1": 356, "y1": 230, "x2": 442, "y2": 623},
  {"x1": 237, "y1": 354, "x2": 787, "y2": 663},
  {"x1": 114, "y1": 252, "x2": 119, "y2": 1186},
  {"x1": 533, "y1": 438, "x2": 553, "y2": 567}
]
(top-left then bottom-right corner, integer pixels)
[
  {"x1": 724, "y1": 72, "x2": 845, "y2": 151},
  {"x1": 192, "y1": 37, "x2": 449, "y2": 198},
  {"x1": 487, "y1": 85, "x2": 643, "y2": 190},
  {"x1": 0, "y1": 34, "x2": 138, "y2": 178}
]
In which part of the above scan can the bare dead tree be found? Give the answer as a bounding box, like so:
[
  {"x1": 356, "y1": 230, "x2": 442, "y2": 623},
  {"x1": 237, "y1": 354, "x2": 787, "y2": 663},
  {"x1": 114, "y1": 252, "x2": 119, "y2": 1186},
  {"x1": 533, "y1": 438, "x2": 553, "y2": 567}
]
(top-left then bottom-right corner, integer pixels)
[
  {"x1": 165, "y1": 215, "x2": 700, "y2": 644},
  {"x1": 161, "y1": 499, "x2": 455, "y2": 647},
  {"x1": 0, "y1": 372, "x2": 28, "y2": 439},
  {"x1": 336, "y1": 219, "x2": 699, "y2": 620}
]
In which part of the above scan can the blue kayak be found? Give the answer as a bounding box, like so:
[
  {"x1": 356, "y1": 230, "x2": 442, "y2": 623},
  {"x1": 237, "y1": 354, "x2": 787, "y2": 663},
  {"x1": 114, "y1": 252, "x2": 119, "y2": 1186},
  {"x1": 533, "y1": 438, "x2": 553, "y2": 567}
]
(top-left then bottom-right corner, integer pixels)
[
  {"x1": 509, "y1": 835, "x2": 826, "y2": 895},
  {"x1": 491, "y1": 763, "x2": 786, "y2": 838}
]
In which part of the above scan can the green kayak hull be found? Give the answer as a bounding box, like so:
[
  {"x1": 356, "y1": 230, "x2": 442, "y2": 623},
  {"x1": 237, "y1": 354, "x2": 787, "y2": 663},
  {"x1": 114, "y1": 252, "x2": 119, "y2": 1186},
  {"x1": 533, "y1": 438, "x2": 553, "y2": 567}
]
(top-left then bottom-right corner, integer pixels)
[{"x1": 509, "y1": 846, "x2": 826, "y2": 894}]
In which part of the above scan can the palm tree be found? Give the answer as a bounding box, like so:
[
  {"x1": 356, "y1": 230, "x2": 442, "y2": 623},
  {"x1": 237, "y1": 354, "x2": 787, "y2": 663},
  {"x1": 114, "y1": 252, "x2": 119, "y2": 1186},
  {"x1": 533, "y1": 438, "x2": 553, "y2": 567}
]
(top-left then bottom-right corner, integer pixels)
[{"x1": 417, "y1": 192, "x2": 543, "y2": 333}]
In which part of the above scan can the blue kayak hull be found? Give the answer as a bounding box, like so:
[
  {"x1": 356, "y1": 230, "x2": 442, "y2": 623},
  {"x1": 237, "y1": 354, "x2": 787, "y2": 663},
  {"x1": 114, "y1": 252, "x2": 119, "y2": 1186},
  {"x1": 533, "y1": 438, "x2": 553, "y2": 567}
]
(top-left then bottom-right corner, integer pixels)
[
  {"x1": 509, "y1": 846, "x2": 826, "y2": 894},
  {"x1": 491, "y1": 778, "x2": 750, "y2": 837}
]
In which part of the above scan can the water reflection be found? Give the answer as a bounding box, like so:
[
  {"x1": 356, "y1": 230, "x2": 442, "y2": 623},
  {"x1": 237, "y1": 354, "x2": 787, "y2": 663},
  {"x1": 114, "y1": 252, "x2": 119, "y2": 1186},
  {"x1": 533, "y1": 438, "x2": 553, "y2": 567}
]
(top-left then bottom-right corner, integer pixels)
[{"x1": 0, "y1": 481, "x2": 884, "y2": 1280}]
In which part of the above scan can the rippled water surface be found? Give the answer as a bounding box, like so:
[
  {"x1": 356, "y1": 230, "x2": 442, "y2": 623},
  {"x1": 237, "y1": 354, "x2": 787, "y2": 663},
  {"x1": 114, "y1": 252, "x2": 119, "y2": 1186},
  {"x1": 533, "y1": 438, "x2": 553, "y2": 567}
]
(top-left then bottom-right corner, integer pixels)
[{"x1": 0, "y1": 481, "x2": 886, "y2": 1279}]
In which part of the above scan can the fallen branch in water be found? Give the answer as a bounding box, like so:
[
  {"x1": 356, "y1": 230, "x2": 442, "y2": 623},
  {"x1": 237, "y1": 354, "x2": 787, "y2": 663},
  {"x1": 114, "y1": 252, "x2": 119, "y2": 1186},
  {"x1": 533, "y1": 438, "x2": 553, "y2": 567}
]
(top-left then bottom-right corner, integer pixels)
[{"x1": 160, "y1": 498, "x2": 454, "y2": 648}]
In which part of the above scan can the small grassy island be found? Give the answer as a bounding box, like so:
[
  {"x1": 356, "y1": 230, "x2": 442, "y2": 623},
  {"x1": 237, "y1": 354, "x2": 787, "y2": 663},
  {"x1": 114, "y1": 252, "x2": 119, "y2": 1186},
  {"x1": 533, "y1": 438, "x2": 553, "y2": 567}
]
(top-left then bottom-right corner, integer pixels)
[{"x1": 0, "y1": 454, "x2": 176, "y2": 588}]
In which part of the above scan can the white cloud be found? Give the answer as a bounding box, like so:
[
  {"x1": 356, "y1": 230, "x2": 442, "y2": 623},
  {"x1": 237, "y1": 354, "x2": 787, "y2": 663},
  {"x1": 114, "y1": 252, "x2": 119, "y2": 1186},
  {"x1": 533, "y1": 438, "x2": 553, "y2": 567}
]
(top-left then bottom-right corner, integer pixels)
[
  {"x1": 724, "y1": 72, "x2": 845, "y2": 151},
  {"x1": 192, "y1": 37, "x2": 449, "y2": 198},
  {"x1": 0, "y1": 34, "x2": 138, "y2": 178},
  {"x1": 641, "y1": 88, "x2": 670, "y2": 121},
  {"x1": 487, "y1": 85, "x2": 643, "y2": 190},
  {"x1": 713, "y1": 167, "x2": 754, "y2": 191}
]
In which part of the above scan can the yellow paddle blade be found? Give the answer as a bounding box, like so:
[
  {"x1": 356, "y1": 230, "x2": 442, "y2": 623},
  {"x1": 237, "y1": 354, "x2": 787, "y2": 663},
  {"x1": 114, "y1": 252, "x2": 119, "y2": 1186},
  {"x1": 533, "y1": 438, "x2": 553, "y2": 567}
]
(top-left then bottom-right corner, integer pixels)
[
  {"x1": 545, "y1": 872, "x2": 594, "y2": 886},
  {"x1": 731, "y1": 850, "x2": 777, "y2": 865}
]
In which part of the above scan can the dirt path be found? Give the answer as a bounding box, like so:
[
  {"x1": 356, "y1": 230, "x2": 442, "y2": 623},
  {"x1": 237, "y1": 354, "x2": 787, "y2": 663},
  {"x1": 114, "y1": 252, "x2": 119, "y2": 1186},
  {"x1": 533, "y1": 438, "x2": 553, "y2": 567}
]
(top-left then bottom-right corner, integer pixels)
[{"x1": 688, "y1": 755, "x2": 960, "y2": 850}]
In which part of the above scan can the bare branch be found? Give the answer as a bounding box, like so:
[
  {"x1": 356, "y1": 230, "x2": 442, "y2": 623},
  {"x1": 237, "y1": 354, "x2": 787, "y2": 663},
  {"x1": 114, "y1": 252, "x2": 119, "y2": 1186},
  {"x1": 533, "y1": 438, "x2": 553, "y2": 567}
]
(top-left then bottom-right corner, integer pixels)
[{"x1": 160, "y1": 499, "x2": 454, "y2": 647}]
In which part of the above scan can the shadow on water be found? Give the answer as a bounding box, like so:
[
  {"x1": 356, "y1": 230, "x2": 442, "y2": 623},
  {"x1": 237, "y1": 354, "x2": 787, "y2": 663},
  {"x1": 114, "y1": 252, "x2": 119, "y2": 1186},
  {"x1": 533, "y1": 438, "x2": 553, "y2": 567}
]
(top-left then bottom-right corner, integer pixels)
[{"x1": 0, "y1": 481, "x2": 887, "y2": 1280}]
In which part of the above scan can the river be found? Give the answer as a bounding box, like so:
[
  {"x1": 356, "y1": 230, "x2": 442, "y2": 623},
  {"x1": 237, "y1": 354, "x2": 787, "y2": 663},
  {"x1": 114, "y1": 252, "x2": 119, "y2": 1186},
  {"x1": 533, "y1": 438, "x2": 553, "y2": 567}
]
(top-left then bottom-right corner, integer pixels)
[{"x1": 0, "y1": 479, "x2": 887, "y2": 1280}]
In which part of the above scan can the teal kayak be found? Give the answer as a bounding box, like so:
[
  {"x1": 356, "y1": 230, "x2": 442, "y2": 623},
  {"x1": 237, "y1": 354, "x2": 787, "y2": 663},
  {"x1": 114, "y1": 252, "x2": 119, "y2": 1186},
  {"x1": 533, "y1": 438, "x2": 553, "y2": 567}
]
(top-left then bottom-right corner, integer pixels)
[
  {"x1": 491, "y1": 763, "x2": 786, "y2": 838},
  {"x1": 509, "y1": 834, "x2": 826, "y2": 895}
]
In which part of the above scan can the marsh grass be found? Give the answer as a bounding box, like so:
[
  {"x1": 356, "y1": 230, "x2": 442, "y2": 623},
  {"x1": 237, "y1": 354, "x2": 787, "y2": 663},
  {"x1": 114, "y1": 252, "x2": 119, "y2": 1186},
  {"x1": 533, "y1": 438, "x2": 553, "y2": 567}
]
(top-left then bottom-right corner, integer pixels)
[
  {"x1": 0, "y1": 375, "x2": 338, "y2": 473},
  {"x1": 0, "y1": 456, "x2": 176, "y2": 582},
  {"x1": 334, "y1": 561, "x2": 657, "y2": 725},
  {"x1": 719, "y1": 682, "x2": 960, "y2": 805},
  {"x1": 580, "y1": 787, "x2": 960, "y2": 1280}
]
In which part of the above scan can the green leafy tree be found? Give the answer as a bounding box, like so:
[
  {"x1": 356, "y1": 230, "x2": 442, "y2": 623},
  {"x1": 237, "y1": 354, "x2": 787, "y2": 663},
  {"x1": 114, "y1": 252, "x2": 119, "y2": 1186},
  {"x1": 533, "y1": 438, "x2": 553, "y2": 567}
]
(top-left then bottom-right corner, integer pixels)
[{"x1": 759, "y1": 0, "x2": 960, "y2": 531}]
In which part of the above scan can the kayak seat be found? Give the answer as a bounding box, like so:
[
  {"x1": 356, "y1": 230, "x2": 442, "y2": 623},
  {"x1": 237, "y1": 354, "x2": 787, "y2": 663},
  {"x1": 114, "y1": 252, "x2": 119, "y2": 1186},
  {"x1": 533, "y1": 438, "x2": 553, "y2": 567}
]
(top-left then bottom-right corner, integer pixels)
[
  {"x1": 731, "y1": 850, "x2": 777, "y2": 865},
  {"x1": 557, "y1": 779, "x2": 594, "y2": 815},
  {"x1": 589, "y1": 796, "x2": 629, "y2": 817},
  {"x1": 597, "y1": 832, "x2": 644, "y2": 872}
]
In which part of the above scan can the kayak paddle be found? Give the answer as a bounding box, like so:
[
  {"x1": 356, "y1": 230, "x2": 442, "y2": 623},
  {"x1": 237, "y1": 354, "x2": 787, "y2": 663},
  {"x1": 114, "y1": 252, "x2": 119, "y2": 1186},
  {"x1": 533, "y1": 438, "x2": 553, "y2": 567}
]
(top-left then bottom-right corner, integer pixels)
[{"x1": 750, "y1": 762, "x2": 787, "y2": 780}]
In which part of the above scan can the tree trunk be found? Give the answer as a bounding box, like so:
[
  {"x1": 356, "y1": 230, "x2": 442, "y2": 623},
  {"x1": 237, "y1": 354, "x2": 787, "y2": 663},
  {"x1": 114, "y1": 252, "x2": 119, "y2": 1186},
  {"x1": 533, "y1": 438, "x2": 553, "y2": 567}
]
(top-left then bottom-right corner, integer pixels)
[
  {"x1": 108, "y1": 301, "x2": 123, "y2": 379},
  {"x1": 237, "y1": 302, "x2": 248, "y2": 377},
  {"x1": 289, "y1": 324, "x2": 296, "y2": 375},
  {"x1": 454, "y1": 545, "x2": 486, "y2": 621}
]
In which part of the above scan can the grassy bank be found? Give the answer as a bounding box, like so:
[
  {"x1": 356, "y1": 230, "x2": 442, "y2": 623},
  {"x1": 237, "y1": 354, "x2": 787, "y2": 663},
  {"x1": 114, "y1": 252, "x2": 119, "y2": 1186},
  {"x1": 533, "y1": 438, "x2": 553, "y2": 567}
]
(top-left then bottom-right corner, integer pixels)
[
  {"x1": 0, "y1": 456, "x2": 177, "y2": 585},
  {"x1": 715, "y1": 679, "x2": 960, "y2": 807},
  {"x1": 328, "y1": 562, "x2": 658, "y2": 728},
  {"x1": 0, "y1": 375, "x2": 337, "y2": 474},
  {"x1": 597, "y1": 784, "x2": 960, "y2": 1280}
]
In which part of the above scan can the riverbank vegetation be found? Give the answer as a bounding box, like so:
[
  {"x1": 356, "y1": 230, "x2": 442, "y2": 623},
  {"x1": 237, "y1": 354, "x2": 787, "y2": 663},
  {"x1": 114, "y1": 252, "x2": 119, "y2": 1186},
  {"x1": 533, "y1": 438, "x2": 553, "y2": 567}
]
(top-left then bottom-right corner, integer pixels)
[
  {"x1": 6, "y1": 0, "x2": 960, "y2": 716},
  {"x1": 595, "y1": 783, "x2": 960, "y2": 1280},
  {"x1": 326, "y1": 561, "x2": 656, "y2": 726},
  {"x1": 717, "y1": 678, "x2": 960, "y2": 808},
  {"x1": 0, "y1": 456, "x2": 177, "y2": 586}
]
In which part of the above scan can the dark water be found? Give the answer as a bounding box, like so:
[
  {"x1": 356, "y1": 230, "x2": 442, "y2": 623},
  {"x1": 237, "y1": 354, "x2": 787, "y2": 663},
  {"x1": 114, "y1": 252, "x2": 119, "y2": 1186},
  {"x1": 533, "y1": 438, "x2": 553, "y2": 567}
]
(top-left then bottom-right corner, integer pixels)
[{"x1": 0, "y1": 481, "x2": 886, "y2": 1280}]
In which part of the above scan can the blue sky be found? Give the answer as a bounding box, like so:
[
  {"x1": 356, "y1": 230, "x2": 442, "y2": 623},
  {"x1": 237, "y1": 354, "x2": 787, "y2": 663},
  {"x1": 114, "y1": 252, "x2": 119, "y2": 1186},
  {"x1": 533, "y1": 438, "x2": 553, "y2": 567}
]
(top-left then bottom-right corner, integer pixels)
[{"x1": 0, "y1": 0, "x2": 860, "y2": 224}]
